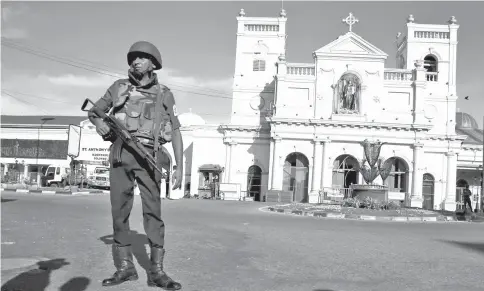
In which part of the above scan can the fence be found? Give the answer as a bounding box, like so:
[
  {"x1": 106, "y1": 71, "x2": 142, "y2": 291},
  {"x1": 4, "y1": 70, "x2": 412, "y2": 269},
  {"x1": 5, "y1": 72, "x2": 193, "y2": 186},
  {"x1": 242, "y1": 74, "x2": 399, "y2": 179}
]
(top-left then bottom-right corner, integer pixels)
[
  {"x1": 319, "y1": 187, "x2": 352, "y2": 202},
  {"x1": 2, "y1": 171, "x2": 40, "y2": 185}
]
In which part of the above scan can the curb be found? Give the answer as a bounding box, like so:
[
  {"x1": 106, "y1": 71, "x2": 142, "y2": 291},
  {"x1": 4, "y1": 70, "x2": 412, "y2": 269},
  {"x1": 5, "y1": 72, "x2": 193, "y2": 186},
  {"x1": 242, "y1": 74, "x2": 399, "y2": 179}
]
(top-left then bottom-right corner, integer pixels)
[
  {"x1": 263, "y1": 206, "x2": 474, "y2": 223},
  {"x1": 1, "y1": 188, "x2": 109, "y2": 195}
]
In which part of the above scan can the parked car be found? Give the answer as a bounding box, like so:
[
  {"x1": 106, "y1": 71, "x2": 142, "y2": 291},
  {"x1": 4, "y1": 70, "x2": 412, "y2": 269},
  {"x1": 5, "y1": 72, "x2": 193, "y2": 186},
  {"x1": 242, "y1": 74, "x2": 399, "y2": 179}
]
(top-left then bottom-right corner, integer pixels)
[{"x1": 87, "y1": 173, "x2": 110, "y2": 190}]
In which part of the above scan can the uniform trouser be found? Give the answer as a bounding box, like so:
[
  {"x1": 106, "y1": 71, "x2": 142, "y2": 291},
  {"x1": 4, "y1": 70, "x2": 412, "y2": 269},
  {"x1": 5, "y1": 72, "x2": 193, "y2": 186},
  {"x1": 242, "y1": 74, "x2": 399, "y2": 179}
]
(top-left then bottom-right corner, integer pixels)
[
  {"x1": 109, "y1": 141, "x2": 165, "y2": 248},
  {"x1": 463, "y1": 196, "x2": 473, "y2": 211}
]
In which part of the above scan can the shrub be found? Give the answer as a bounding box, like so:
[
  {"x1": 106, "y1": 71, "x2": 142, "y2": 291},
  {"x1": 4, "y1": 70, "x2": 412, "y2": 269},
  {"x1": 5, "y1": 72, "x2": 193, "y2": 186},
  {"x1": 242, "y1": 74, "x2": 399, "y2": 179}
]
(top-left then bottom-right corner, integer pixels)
[{"x1": 341, "y1": 197, "x2": 401, "y2": 210}]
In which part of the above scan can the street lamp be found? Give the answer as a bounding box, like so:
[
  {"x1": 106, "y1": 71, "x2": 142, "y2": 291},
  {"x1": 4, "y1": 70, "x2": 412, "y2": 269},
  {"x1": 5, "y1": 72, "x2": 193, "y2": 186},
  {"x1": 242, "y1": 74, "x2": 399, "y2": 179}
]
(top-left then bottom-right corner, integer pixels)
[{"x1": 36, "y1": 117, "x2": 55, "y2": 187}]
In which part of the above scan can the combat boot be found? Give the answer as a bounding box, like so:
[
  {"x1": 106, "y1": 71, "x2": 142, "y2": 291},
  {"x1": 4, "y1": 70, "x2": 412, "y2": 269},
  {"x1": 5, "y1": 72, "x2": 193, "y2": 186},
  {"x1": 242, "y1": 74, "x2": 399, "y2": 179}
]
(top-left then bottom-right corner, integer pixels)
[
  {"x1": 147, "y1": 247, "x2": 182, "y2": 290},
  {"x1": 102, "y1": 245, "x2": 139, "y2": 287}
]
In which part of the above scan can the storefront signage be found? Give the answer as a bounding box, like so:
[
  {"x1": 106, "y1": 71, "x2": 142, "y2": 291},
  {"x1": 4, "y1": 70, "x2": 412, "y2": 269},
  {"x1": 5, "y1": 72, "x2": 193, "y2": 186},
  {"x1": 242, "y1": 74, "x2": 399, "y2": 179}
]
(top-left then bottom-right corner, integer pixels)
[
  {"x1": 80, "y1": 147, "x2": 110, "y2": 162},
  {"x1": 75, "y1": 131, "x2": 111, "y2": 163},
  {"x1": 1, "y1": 139, "x2": 68, "y2": 160}
]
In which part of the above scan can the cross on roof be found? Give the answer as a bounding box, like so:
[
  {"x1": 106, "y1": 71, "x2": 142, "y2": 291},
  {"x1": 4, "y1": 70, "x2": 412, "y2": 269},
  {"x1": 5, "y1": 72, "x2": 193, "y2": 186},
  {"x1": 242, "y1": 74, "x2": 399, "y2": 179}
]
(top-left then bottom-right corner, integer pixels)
[{"x1": 342, "y1": 12, "x2": 359, "y2": 32}]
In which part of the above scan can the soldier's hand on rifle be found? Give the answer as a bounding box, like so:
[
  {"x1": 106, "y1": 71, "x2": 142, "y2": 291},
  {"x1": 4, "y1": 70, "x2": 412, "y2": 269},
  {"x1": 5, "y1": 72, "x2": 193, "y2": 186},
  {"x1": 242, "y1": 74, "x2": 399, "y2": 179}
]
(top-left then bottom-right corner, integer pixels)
[{"x1": 94, "y1": 120, "x2": 111, "y2": 136}]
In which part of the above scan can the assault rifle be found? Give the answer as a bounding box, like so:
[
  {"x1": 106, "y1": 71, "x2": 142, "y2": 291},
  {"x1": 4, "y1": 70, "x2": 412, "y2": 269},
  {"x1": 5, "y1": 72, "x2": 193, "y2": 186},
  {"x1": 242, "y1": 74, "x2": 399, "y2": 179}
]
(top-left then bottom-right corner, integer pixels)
[{"x1": 81, "y1": 98, "x2": 165, "y2": 179}]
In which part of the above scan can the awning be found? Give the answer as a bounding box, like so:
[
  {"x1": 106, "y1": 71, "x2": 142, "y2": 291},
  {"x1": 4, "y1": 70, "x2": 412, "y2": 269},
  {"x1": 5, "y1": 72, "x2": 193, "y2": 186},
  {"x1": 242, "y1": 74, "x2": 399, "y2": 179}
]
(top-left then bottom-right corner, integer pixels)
[{"x1": 198, "y1": 164, "x2": 223, "y2": 172}]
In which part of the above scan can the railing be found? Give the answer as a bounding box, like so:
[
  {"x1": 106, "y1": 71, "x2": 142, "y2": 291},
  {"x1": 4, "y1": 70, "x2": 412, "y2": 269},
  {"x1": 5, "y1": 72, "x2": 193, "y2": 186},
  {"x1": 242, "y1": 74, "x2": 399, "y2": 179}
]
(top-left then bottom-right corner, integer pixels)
[
  {"x1": 286, "y1": 64, "x2": 315, "y2": 76},
  {"x1": 320, "y1": 187, "x2": 352, "y2": 201},
  {"x1": 426, "y1": 72, "x2": 438, "y2": 82},
  {"x1": 414, "y1": 31, "x2": 449, "y2": 39},
  {"x1": 384, "y1": 69, "x2": 413, "y2": 81},
  {"x1": 244, "y1": 24, "x2": 279, "y2": 32}
]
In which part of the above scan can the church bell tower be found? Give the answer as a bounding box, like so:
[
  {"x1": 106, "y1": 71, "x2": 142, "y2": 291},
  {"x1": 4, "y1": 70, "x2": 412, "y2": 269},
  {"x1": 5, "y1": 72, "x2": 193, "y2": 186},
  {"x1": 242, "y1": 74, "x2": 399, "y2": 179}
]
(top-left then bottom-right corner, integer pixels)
[
  {"x1": 230, "y1": 8, "x2": 287, "y2": 126},
  {"x1": 395, "y1": 15, "x2": 459, "y2": 95}
]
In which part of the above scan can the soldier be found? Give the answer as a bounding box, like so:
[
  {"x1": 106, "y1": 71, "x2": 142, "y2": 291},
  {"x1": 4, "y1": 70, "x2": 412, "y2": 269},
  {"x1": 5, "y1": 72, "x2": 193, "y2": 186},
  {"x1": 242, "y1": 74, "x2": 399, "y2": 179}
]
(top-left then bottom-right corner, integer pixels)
[
  {"x1": 462, "y1": 184, "x2": 473, "y2": 212},
  {"x1": 88, "y1": 41, "x2": 183, "y2": 290}
]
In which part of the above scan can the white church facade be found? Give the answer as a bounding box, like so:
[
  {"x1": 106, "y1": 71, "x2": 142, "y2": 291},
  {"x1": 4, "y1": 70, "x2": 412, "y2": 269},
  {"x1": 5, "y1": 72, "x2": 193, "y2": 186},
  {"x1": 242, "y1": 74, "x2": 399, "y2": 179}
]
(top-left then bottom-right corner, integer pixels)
[
  {"x1": 2, "y1": 10, "x2": 483, "y2": 212},
  {"x1": 213, "y1": 9, "x2": 482, "y2": 211}
]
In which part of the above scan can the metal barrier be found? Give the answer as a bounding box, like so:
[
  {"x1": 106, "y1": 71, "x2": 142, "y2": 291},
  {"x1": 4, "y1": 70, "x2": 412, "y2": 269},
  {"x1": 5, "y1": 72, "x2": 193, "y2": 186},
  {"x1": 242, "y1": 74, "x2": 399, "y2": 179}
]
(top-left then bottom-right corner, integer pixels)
[{"x1": 319, "y1": 187, "x2": 352, "y2": 202}]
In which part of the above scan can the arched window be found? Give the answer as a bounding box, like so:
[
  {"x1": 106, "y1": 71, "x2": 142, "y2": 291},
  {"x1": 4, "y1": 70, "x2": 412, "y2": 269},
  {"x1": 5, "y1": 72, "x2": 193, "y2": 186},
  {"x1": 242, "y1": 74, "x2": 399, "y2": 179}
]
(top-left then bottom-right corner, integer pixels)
[
  {"x1": 332, "y1": 154, "x2": 359, "y2": 188},
  {"x1": 456, "y1": 179, "x2": 468, "y2": 188},
  {"x1": 247, "y1": 165, "x2": 262, "y2": 201},
  {"x1": 283, "y1": 152, "x2": 309, "y2": 203},
  {"x1": 384, "y1": 157, "x2": 408, "y2": 193},
  {"x1": 424, "y1": 55, "x2": 438, "y2": 72},
  {"x1": 424, "y1": 55, "x2": 438, "y2": 81}
]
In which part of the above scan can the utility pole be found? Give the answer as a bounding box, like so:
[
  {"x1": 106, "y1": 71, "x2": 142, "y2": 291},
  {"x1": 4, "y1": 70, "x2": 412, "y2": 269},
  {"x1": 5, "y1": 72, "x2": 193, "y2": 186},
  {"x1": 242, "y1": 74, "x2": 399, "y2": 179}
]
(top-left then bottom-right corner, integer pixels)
[
  {"x1": 478, "y1": 116, "x2": 484, "y2": 212},
  {"x1": 36, "y1": 117, "x2": 55, "y2": 188}
]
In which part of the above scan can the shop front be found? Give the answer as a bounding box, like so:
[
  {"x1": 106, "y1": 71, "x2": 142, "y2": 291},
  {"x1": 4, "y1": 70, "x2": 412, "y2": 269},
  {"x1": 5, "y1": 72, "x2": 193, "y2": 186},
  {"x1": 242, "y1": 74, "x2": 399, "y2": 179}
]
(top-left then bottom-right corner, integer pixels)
[{"x1": 1, "y1": 138, "x2": 70, "y2": 185}]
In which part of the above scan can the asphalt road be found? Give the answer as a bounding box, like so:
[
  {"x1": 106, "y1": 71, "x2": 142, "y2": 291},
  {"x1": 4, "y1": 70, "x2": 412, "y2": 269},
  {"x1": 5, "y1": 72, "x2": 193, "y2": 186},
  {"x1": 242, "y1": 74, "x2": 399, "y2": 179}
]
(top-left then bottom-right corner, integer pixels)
[{"x1": 1, "y1": 191, "x2": 484, "y2": 291}]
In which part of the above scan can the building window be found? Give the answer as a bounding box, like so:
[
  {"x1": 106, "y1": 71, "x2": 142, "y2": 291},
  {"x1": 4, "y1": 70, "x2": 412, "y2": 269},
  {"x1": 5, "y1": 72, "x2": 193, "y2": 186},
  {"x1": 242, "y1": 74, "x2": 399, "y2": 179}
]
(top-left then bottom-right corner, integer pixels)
[
  {"x1": 424, "y1": 55, "x2": 438, "y2": 81},
  {"x1": 253, "y1": 59, "x2": 266, "y2": 71},
  {"x1": 424, "y1": 55, "x2": 438, "y2": 72}
]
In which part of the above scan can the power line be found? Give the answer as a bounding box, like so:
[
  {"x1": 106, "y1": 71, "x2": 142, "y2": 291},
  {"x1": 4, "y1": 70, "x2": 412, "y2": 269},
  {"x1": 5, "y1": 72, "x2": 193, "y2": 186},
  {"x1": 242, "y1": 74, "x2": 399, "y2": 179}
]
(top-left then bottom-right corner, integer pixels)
[
  {"x1": 1, "y1": 90, "x2": 53, "y2": 115},
  {"x1": 1, "y1": 38, "x2": 234, "y2": 97},
  {"x1": 3, "y1": 41, "x2": 235, "y2": 100},
  {"x1": 2, "y1": 88, "x2": 265, "y2": 118},
  {"x1": 3, "y1": 89, "x2": 77, "y2": 104}
]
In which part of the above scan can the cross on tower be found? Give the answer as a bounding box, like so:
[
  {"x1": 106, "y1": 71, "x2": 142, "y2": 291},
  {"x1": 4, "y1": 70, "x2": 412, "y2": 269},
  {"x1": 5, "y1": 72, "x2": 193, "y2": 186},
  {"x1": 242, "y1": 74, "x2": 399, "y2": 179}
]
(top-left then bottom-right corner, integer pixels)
[{"x1": 342, "y1": 12, "x2": 359, "y2": 32}]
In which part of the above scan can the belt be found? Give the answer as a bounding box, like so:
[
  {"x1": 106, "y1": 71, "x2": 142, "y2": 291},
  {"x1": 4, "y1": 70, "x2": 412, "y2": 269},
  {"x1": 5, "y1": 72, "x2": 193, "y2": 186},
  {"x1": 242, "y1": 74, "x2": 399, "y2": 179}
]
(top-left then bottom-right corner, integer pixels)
[{"x1": 111, "y1": 137, "x2": 155, "y2": 167}]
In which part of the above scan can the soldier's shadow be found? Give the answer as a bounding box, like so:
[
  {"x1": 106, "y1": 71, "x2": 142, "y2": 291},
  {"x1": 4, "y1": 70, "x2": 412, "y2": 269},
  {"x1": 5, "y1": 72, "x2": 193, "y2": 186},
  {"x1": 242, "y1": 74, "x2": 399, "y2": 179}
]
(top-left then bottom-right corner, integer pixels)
[{"x1": 99, "y1": 231, "x2": 151, "y2": 274}]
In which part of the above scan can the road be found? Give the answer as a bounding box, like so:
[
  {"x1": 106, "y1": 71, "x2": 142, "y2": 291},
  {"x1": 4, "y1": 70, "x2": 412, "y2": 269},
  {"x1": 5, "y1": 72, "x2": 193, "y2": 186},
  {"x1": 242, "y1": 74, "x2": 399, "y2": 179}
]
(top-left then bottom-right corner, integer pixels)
[{"x1": 1, "y1": 191, "x2": 483, "y2": 291}]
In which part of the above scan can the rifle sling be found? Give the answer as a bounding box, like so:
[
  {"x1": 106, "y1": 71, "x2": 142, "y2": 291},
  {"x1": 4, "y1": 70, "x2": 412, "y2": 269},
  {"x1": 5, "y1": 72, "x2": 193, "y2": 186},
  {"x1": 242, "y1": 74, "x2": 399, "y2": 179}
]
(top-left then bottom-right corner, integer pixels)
[{"x1": 152, "y1": 85, "x2": 165, "y2": 161}]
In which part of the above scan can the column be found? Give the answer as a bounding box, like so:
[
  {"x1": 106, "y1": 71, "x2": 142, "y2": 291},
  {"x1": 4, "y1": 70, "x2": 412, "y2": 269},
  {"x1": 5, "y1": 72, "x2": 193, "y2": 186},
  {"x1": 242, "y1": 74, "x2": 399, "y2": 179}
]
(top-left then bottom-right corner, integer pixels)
[
  {"x1": 320, "y1": 140, "x2": 331, "y2": 189},
  {"x1": 227, "y1": 141, "x2": 237, "y2": 182},
  {"x1": 412, "y1": 60, "x2": 426, "y2": 124},
  {"x1": 223, "y1": 139, "x2": 231, "y2": 183},
  {"x1": 223, "y1": 139, "x2": 236, "y2": 183},
  {"x1": 270, "y1": 137, "x2": 282, "y2": 190},
  {"x1": 410, "y1": 143, "x2": 423, "y2": 208},
  {"x1": 309, "y1": 139, "x2": 323, "y2": 203},
  {"x1": 448, "y1": 19, "x2": 459, "y2": 95},
  {"x1": 23, "y1": 164, "x2": 29, "y2": 183},
  {"x1": 444, "y1": 151, "x2": 457, "y2": 211}
]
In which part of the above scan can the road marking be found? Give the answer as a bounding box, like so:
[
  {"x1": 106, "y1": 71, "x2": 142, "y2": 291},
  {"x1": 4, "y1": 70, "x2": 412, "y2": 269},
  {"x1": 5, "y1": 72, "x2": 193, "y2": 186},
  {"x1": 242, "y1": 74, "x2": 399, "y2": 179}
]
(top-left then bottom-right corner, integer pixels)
[{"x1": 2, "y1": 242, "x2": 15, "y2": 245}]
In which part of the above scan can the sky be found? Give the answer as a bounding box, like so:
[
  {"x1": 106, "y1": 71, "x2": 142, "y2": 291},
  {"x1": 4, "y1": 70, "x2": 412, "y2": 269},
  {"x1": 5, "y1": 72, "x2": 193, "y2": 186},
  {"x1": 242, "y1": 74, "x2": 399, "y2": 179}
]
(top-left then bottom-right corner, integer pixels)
[{"x1": 1, "y1": 1, "x2": 484, "y2": 126}]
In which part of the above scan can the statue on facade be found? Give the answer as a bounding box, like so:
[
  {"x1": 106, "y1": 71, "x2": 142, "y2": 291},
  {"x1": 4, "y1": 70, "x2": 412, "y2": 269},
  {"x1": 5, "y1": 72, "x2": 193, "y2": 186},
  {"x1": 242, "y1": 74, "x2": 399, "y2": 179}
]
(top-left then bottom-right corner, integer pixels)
[{"x1": 335, "y1": 73, "x2": 361, "y2": 114}]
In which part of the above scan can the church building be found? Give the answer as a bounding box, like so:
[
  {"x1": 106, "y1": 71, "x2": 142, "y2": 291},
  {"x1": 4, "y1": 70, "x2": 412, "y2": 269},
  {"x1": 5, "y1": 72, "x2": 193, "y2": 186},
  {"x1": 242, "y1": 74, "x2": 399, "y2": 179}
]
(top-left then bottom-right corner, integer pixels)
[{"x1": 218, "y1": 9, "x2": 481, "y2": 211}]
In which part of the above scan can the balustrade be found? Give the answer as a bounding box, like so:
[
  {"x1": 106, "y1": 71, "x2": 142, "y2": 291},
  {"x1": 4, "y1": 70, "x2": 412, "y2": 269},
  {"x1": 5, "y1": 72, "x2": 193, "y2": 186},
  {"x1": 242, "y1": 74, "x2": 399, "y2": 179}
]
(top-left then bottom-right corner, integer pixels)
[
  {"x1": 244, "y1": 24, "x2": 279, "y2": 32},
  {"x1": 384, "y1": 69, "x2": 413, "y2": 81},
  {"x1": 426, "y1": 72, "x2": 438, "y2": 82},
  {"x1": 414, "y1": 31, "x2": 449, "y2": 39},
  {"x1": 286, "y1": 64, "x2": 315, "y2": 76}
]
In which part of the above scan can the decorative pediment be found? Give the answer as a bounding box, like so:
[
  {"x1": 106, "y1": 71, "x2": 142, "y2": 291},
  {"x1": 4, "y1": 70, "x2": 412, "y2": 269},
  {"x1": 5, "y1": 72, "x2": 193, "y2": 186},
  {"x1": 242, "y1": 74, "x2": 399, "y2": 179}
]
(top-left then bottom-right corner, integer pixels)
[{"x1": 314, "y1": 32, "x2": 388, "y2": 59}]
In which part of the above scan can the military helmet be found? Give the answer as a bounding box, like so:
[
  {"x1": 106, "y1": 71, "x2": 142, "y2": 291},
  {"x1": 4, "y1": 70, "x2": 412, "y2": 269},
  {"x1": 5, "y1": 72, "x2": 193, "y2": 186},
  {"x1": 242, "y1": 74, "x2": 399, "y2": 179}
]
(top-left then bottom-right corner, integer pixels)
[{"x1": 127, "y1": 41, "x2": 162, "y2": 70}]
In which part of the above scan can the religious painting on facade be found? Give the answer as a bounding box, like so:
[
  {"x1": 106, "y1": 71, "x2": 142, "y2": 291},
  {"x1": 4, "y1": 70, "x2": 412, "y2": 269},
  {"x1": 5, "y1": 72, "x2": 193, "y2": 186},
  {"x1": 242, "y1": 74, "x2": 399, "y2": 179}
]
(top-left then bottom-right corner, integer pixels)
[{"x1": 334, "y1": 73, "x2": 361, "y2": 114}]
